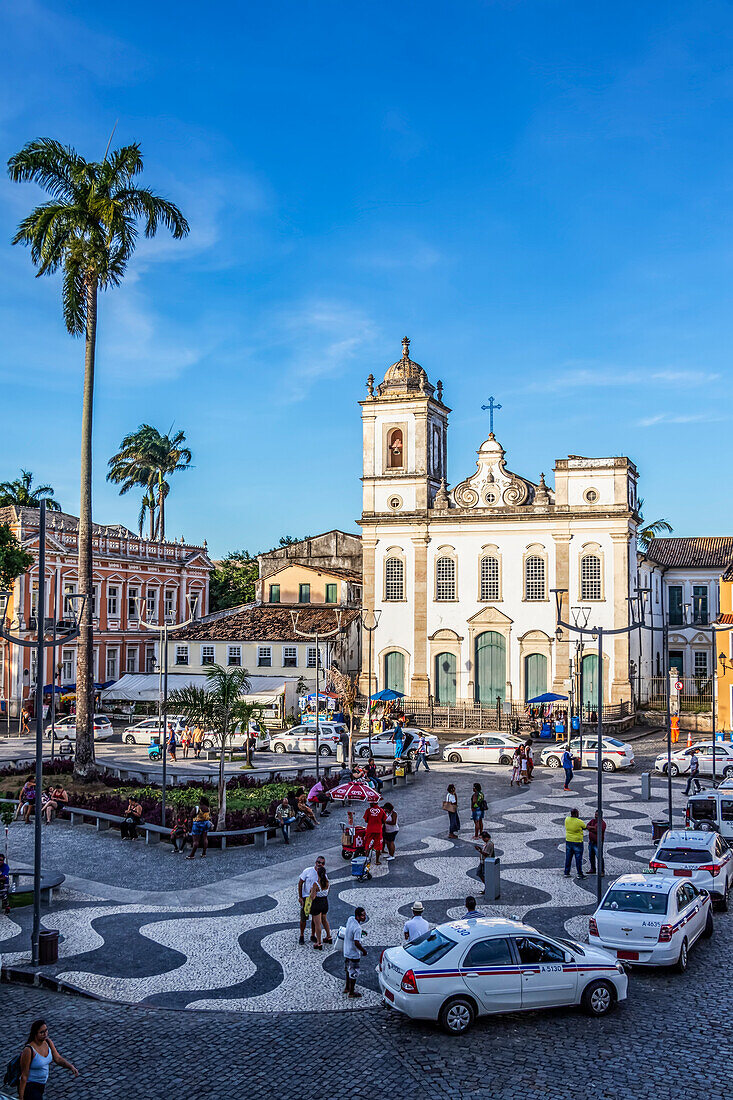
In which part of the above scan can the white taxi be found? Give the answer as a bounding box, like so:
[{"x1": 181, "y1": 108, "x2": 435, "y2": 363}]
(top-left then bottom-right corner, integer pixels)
[
  {"x1": 541, "y1": 736, "x2": 635, "y2": 772},
  {"x1": 442, "y1": 733, "x2": 525, "y2": 765},
  {"x1": 589, "y1": 872, "x2": 713, "y2": 971},
  {"x1": 654, "y1": 741, "x2": 733, "y2": 779},
  {"x1": 650, "y1": 829, "x2": 733, "y2": 911},
  {"x1": 378, "y1": 917, "x2": 627, "y2": 1034}
]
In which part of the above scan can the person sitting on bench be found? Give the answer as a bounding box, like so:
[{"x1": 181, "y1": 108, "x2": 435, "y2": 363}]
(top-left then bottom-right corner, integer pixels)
[{"x1": 307, "y1": 778, "x2": 331, "y2": 817}]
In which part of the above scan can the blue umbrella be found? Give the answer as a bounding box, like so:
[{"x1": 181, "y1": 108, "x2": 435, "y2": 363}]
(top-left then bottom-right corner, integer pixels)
[
  {"x1": 43, "y1": 684, "x2": 65, "y2": 693},
  {"x1": 370, "y1": 688, "x2": 405, "y2": 701},
  {"x1": 526, "y1": 692, "x2": 568, "y2": 704}
]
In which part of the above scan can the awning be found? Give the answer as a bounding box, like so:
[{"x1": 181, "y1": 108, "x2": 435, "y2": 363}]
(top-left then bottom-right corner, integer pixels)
[
  {"x1": 526, "y1": 692, "x2": 568, "y2": 704},
  {"x1": 101, "y1": 673, "x2": 300, "y2": 703}
]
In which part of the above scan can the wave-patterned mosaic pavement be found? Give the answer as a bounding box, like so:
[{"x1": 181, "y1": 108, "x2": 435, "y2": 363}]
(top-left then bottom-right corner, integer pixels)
[{"x1": 0, "y1": 773, "x2": 673, "y2": 1011}]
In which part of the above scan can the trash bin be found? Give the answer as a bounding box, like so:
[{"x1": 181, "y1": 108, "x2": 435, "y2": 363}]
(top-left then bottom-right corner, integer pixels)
[
  {"x1": 651, "y1": 821, "x2": 668, "y2": 843},
  {"x1": 38, "y1": 929, "x2": 59, "y2": 964}
]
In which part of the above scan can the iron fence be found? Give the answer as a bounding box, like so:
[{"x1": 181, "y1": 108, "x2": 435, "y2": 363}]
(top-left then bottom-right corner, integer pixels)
[{"x1": 639, "y1": 676, "x2": 713, "y2": 714}]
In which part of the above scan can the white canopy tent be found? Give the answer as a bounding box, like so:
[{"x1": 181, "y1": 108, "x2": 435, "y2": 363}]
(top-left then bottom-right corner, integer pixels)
[{"x1": 101, "y1": 673, "x2": 301, "y2": 724}]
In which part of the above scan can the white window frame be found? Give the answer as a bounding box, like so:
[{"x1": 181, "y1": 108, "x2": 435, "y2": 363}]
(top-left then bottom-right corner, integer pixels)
[
  {"x1": 479, "y1": 556, "x2": 500, "y2": 601},
  {"x1": 175, "y1": 644, "x2": 189, "y2": 666},
  {"x1": 126, "y1": 647, "x2": 139, "y2": 674},
  {"x1": 693, "y1": 651, "x2": 709, "y2": 678},
  {"x1": 145, "y1": 646, "x2": 156, "y2": 673},
  {"x1": 146, "y1": 588, "x2": 158, "y2": 618},
  {"x1": 107, "y1": 584, "x2": 119, "y2": 618},
  {"x1": 384, "y1": 556, "x2": 405, "y2": 601},
  {"x1": 201, "y1": 644, "x2": 215, "y2": 665},
  {"x1": 63, "y1": 582, "x2": 76, "y2": 618},
  {"x1": 227, "y1": 645, "x2": 242, "y2": 667},
  {"x1": 61, "y1": 647, "x2": 74, "y2": 683},
  {"x1": 106, "y1": 647, "x2": 119, "y2": 681},
  {"x1": 164, "y1": 588, "x2": 176, "y2": 620},
  {"x1": 127, "y1": 586, "x2": 139, "y2": 621},
  {"x1": 307, "y1": 646, "x2": 318, "y2": 669},
  {"x1": 282, "y1": 645, "x2": 298, "y2": 668},
  {"x1": 257, "y1": 646, "x2": 272, "y2": 668},
  {"x1": 580, "y1": 555, "x2": 602, "y2": 601}
]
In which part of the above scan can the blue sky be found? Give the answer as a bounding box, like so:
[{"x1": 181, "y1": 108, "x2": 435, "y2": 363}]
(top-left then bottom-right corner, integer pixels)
[{"x1": 1, "y1": 0, "x2": 731, "y2": 557}]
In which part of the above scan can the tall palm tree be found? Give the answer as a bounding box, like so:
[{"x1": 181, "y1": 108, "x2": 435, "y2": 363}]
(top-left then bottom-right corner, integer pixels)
[
  {"x1": 9, "y1": 138, "x2": 189, "y2": 777},
  {"x1": 0, "y1": 469, "x2": 61, "y2": 511},
  {"x1": 637, "y1": 498, "x2": 674, "y2": 552},
  {"x1": 168, "y1": 664, "x2": 255, "y2": 829},
  {"x1": 107, "y1": 424, "x2": 191, "y2": 541}
]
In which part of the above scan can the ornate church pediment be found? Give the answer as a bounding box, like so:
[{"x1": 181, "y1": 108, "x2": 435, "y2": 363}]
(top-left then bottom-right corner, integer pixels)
[
  {"x1": 466, "y1": 606, "x2": 514, "y2": 626},
  {"x1": 451, "y1": 434, "x2": 543, "y2": 510}
]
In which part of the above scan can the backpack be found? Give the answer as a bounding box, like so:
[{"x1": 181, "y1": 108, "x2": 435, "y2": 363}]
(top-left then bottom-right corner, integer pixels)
[{"x1": 4, "y1": 1044, "x2": 30, "y2": 1088}]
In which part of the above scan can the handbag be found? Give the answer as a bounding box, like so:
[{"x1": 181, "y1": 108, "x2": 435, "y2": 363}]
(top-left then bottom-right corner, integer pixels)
[
  {"x1": 442, "y1": 800, "x2": 454, "y2": 813},
  {"x1": 303, "y1": 896, "x2": 313, "y2": 917}
]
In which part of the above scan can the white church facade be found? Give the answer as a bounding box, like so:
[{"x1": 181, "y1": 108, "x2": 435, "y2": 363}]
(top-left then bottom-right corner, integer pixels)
[{"x1": 358, "y1": 339, "x2": 641, "y2": 709}]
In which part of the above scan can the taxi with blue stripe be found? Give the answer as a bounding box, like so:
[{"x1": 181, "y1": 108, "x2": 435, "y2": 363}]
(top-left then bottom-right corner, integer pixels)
[
  {"x1": 650, "y1": 828, "x2": 733, "y2": 910},
  {"x1": 589, "y1": 871, "x2": 713, "y2": 971},
  {"x1": 378, "y1": 917, "x2": 626, "y2": 1034}
]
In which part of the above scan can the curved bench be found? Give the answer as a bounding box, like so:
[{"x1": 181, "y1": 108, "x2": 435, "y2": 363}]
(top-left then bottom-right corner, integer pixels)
[{"x1": 8, "y1": 867, "x2": 65, "y2": 903}]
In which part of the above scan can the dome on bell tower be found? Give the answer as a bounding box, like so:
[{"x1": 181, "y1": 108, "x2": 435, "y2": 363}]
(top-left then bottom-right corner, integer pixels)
[{"x1": 378, "y1": 337, "x2": 434, "y2": 397}]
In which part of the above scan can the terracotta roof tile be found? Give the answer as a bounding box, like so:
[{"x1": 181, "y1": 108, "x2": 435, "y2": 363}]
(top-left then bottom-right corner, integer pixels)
[
  {"x1": 171, "y1": 604, "x2": 359, "y2": 642},
  {"x1": 643, "y1": 537, "x2": 733, "y2": 569}
]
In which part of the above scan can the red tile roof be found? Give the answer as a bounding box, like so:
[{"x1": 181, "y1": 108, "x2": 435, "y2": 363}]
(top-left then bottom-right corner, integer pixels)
[
  {"x1": 171, "y1": 604, "x2": 359, "y2": 642},
  {"x1": 643, "y1": 537, "x2": 733, "y2": 570}
]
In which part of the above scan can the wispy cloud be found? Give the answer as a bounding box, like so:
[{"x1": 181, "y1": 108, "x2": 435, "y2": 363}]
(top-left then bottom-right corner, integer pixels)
[
  {"x1": 99, "y1": 287, "x2": 205, "y2": 384},
  {"x1": 635, "y1": 412, "x2": 729, "y2": 428},
  {"x1": 523, "y1": 366, "x2": 720, "y2": 394}
]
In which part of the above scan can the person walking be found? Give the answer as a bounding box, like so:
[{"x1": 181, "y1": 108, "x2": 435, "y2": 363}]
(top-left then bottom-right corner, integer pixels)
[
  {"x1": 167, "y1": 728, "x2": 177, "y2": 762},
  {"x1": 383, "y1": 802, "x2": 399, "y2": 860},
  {"x1": 685, "y1": 750, "x2": 702, "y2": 795},
  {"x1": 403, "y1": 900, "x2": 429, "y2": 943},
  {"x1": 181, "y1": 726, "x2": 191, "y2": 759},
  {"x1": 587, "y1": 811, "x2": 606, "y2": 875},
  {"x1": 414, "y1": 732, "x2": 430, "y2": 773},
  {"x1": 342, "y1": 906, "x2": 368, "y2": 998},
  {"x1": 193, "y1": 726, "x2": 204, "y2": 759},
  {"x1": 275, "y1": 797, "x2": 296, "y2": 843},
  {"x1": 510, "y1": 746, "x2": 523, "y2": 787},
  {"x1": 443, "y1": 783, "x2": 460, "y2": 838},
  {"x1": 562, "y1": 745, "x2": 574, "y2": 791},
  {"x1": 525, "y1": 740, "x2": 534, "y2": 781},
  {"x1": 363, "y1": 802, "x2": 387, "y2": 864},
  {"x1": 15, "y1": 1019, "x2": 78, "y2": 1100},
  {"x1": 471, "y1": 782, "x2": 487, "y2": 837},
  {"x1": 298, "y1": 856, "x2": 326, "y2": 944},
  {"x1": 564, "y1": 808, "x2": 586, "y2": 878},
  {"x1": 310, "y1": 864, "x2": 333, "y2": 949},
  {"x1": 186, "y1": 799, "x2": 212, "y2": 858}
]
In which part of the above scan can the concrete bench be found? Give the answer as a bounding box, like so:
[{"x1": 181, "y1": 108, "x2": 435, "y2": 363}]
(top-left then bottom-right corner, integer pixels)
[
  {"x1": 9, "y1": 868, "x2": 65, "y2": 903},
  {"x1": 63, "y1": 804, "x2": 280, "y2": 849}
]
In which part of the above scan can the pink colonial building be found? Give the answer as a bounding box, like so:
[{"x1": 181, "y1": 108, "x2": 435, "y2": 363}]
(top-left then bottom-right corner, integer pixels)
[{"x1": 0, "y1": 506, "x2": 212, "y2": 715}]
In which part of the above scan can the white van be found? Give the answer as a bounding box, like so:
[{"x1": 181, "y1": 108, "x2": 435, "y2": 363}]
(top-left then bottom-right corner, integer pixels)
[{"x1": 686, "y1": 782, "x2": 733, "y2": 842}]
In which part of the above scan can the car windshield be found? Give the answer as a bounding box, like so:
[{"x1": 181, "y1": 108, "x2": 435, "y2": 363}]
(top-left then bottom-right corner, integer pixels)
[
  {"x1": 601, "y1": 889, "x2": 668, "y2": 914},
  {"x1": 553, "y1": 937, "x2": 586, "y2": 956},
  {"x1": 404, "y1": 929, "x2": 457, "y2": 965},
  {"x1": 656, "y1": 847, "x2": 710, "y2": 865}
]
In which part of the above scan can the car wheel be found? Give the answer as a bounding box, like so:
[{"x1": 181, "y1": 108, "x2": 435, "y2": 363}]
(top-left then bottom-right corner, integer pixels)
[
  {"x1": 601, "y1": 759, "x2": 616, "y2": 772},
  {"x1": 358, "y1": 746, "x2": 370, "y2": 758},
  {"x1": 669, "y1": 764, "x2": 680, "y2": 778},
  {"x1": 447, "y1": 753, "x2": 462, "y2": 764},
  {"x1": 675, "y1": 938, "x2": 688, "y2": 973},
  {"x1": 318, "y1": 746, "x2": 332, "y2": 757},
  {"x1": 704, "y1": 909, "x2": 714, "y2": 937},
  {"x1": 723, "y1": 765, "x2": 733, "y2": 780},
  {"x1": 499, "y1": 755, "x2": 512, "y2": 766},
  {"x1": 124, "y1": 734, "x2": 136, "y2": 745},
  {"x1": 439, "y1": 996, "x2": 476, "y2": 1035},
  {"x1": 273, "y1": 743, "x2": 286, "y2": 754},
  {"x1": 581, "y1": 980, "x2": 616, "y2": 1017},
  {"x1": 545, "y1": 756, "x2": 561, "y2": 769},
  {"x1": 202, "y1": 739, "x2": 213, "y2": 750}
]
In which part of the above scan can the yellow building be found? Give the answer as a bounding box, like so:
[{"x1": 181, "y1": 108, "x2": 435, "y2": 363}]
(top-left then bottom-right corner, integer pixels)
[{"x1": 716, "y1": 565, "x2": 733, "y2": 732}]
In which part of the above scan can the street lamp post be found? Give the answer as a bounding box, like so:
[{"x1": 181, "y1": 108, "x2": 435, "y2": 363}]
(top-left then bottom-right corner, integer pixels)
[
  {"x1": 291, "y1": 610, "x2": 344, "y2": 780},
  {"x1": 359, "y1": 609, "x2": 382, "y2": 755},
  {"x1": 570, "y1": 607, "x2": 591, "y2": 768},
  {"x1": 137, "y1": 593, "x2": 199, "y2": 826},
  {"x1": 0, "y1": 501, "x2": 85, "y2": 964}
]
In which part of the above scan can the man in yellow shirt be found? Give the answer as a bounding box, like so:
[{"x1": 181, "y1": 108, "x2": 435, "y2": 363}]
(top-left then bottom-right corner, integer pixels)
[{"x1": 564, "y1": 808, "x2": 586, "y2": 878}]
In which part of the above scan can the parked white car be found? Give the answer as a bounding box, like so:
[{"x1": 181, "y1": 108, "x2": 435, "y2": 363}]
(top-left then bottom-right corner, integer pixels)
[
  {"x1": 354, "y1": 727, "x2": 439, "y2": 760},
  {"x1": 650, "y1": 828, "x2": 733, "y2": 910},
  {"x1": 45, "y1": 714, "x2": 115, "y2": 741},
  {"x1": 122, "y1": 715, "x2": 189, "y2": 745},
  {"x1": 655, "y1": 741, "x2": 733, "y2": 779},
  {"x1": 442, "y1": 733, "x2": 525, "y2": 765},
  {"x1": 686, "y1": 786, "x2": 733, "y2": 844},
  {"x1": 541, "y1": 736, "x2": 635, "y2": 772},
  {"x1": 379, "y1": 917, "x2": 626, "y2": 1034},
  {"x1": 270, "y1": 722, "x2": 347, "y2": 757},
  {"x1": 589, "y1": 872, "x2": 713, "y2": 970}
]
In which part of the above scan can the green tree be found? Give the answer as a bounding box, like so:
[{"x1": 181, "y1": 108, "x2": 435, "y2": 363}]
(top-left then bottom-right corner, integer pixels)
[
  {"x1": 0, "y1": 523, "x2": 34, "y2": 590},
  {"x1": 107, "y1": 424, "x2": 192, "y2": 541},
  {"x1": 0, "y1": 469, "x2": 61, "y2": 511},
  {"x1": 168, "y1": 664, "x2": 255, "y2": 829},
  {"x1": 637, "y1": 498, "x2": 673, "y2": 552},
  {"x1": 209, "y1": 551, "x2": 259, "y2": 611},
  {"x1": 9, "y1": 138, "x2": 189, "y2": 777}
]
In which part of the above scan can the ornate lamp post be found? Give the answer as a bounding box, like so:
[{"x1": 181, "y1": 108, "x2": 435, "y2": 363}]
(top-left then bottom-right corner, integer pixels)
[
  {"x1": 0, "y1": 501, "x2": 85, "y2": 964},
  {"x1": 359, "y1": 609, "x2": 382, "y2": 755},
  {"x1": 290, "y1": 610, "x2": 344, "y2": 780}
]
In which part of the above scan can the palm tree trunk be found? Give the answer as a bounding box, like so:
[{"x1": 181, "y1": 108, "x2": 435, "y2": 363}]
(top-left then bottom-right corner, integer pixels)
[
  {"x1": 158, "y1": 472, "x2": 165, "y2": 542},
  {"x1": 217, "y1": 713, "x2": 229, "y2": 831},
  {"x1": 75, "y1": 276, "x2": 98, "y2": 777},
  {"x1": 149, "y1": 490, "x2": 155, "y2": 541}
]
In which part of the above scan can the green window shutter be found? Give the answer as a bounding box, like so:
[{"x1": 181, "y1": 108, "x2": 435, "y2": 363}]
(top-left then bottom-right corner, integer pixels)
[
  {"x1": 269, "y1": 584, "x2": 280, "y2": 603},
  {"x1": 325, "y1": 583, "x2": 337, "y2": 604},
  {"x1": 299, "y1": 584, "x2": 310, "y2": 604}
]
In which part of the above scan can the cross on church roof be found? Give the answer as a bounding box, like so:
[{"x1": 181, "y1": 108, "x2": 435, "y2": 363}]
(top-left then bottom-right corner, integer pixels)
[{"x1": 481, "y1": 396, "x2": 502, "y2": 434}]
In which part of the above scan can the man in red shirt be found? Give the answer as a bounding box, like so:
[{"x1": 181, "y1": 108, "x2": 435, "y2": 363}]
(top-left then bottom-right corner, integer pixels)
[{"x1": 363, "y1": 803, "x2": 386, "y2": 865}]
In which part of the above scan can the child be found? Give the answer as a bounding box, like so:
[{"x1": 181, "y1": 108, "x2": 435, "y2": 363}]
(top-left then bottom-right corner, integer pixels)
[
  {"x1": 170, "y1": 812, "x2": 188, "y2": 853},
  {"x1": 186, "y1": 800, "x2": 212, "y2": 859}
]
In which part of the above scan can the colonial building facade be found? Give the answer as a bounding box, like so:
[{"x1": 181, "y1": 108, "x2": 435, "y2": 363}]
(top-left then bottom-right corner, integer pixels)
[
  {"x1": 358, "y1": 339, "x2": 640, "y2": 707},
  {"x1": 0, "y1": 506, "x2": 211, "y2": 714}
]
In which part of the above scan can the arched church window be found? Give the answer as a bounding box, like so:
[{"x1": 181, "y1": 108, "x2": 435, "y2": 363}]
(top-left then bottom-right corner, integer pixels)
[
  {"x1": 384, "y1": 557, "x2": 405, "y2": 601},
  {"x1": 435, "y1": 556, "x2": 456, "y2": 601},
  {"x1": 387, "y1": 428, "x2": 404, "y2": 469},
  {"x1": 580, "y1": 555, "x2": 602, "y2": 601},
  {"x1": 525, "y1": 555, "x2": 546, "y2": 601},
  {"x1": 480, "y1": 556, "x2": 500, "y2": 601}
]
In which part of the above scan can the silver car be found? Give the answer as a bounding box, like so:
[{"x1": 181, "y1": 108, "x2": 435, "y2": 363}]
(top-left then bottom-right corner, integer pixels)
[
  {"x1": 354, "y1": 727, "x2": 439, "y2": 760},
  {"x1": 442, "y1": 733, "x2": 525, "y2": 765}
]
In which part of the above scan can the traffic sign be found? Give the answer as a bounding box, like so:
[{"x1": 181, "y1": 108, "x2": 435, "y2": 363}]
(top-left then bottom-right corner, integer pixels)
[{"x1": 675, "y1": 680, "x2": 683, "y2": 693}]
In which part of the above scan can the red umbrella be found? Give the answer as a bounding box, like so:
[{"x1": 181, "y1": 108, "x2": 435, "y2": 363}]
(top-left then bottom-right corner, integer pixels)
[{"x1": 329, "y1": 780, "x2": 381, "y2": 803}]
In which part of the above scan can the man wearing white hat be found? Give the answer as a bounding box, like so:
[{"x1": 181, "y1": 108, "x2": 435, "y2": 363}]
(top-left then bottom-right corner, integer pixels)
[{"x1": 403, "y1": 900, "x2": 430, "y2": 944}]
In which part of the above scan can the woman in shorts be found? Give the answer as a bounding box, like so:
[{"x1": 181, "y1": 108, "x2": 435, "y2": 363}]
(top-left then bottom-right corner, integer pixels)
[{"x1": 310, "y1": 865, "x2": 333, "y2": 949}]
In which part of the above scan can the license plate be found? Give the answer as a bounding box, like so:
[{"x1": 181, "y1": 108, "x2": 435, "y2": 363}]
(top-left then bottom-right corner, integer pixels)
[
  {"x1": 674, "y1": 869, "x2": 692, "y2": 877},
  {"x1": 617, "y1": 949, "x2": 639, "y2": 961}
]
